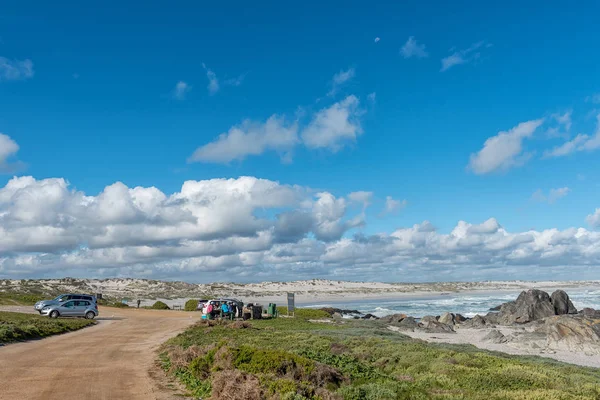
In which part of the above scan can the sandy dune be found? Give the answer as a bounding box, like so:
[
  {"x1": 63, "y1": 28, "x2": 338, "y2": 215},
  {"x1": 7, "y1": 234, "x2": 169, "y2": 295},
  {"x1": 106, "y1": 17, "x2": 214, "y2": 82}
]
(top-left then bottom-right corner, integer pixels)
[{"x1": 0, "y1": 307, "x2": 196, "y2": 400}]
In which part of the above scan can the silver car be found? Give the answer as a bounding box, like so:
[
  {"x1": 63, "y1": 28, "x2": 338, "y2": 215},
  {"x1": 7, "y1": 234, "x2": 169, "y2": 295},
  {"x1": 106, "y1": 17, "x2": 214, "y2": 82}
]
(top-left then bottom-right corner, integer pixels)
[
  {"x1": 41, "y1": 300, "x2": 98, "y2": 319},
  {"x1": 34, "y1": 294, "x2": 97, "y2": 313}
]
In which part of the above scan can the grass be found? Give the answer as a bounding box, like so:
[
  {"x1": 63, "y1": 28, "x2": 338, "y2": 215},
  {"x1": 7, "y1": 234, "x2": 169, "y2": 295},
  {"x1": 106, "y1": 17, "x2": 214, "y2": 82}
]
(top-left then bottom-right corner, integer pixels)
[
  {"x1": 0, "y1": 293, "x2": 45, "y2": 306},
  {"x1": 161, "y1": 309, "x2": 600, "y2": 400},
  {"x1": 0, "y1": 311, "x2": 95, "y2": 343}
]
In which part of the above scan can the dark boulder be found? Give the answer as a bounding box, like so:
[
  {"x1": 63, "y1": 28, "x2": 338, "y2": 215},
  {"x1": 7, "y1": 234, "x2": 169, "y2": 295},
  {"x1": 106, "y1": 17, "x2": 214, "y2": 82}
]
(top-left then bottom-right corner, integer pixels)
[
  {"x1": 550, "y1": 290, "x2": 577, "y2": 315},
  {"x1": 464, "y1": 315, "x2": 487, "y2": 329},
  {"x1": 362, "y1": 313, "x2": 379, "y2": 320},
  {"x1": 454, "y1": 314, "x2": 467, "y2": 323},
  {"x1": 499, "y1": 289, "x2": 555, "y2": 324},
  {"x1": 488, "y1": 304, "x2": 502, "y2": 312}
]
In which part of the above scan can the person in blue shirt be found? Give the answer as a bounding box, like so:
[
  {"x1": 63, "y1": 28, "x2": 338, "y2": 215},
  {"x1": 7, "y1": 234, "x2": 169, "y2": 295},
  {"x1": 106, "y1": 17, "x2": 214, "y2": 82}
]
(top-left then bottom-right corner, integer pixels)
[{"x1": 221, "y1": 302, "x2": 230, "y2": 319}]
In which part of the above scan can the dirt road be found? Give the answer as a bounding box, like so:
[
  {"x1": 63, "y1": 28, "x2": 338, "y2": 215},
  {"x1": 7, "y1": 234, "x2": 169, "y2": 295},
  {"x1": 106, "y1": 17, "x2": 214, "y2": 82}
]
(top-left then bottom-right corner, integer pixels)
[{"x1": 0, "y1": 307, "x2": 197, "y2": 400}]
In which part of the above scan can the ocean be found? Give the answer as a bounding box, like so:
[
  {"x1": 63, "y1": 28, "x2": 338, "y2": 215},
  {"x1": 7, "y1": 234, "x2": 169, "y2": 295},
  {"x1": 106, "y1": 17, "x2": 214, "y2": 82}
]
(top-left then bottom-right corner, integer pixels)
[{"x1": 300, "y1": 288, "x2": 600, "y2": 318}]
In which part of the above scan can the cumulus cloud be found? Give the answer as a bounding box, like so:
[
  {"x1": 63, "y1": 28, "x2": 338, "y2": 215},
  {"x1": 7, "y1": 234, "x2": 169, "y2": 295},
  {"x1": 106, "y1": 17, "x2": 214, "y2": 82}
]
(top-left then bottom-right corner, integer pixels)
[
  {"x1": 367, "y1": 92, "x2": 376, "y2": 103},
  {"x1": 188, "y1": 115, "x2": 299, "y2": 163},
  {"x1": 1, "y1": 177, "x2": 600, "y2": 282},
  {"x1": 531, "y1": 187, "x2": 571, "y2": 204},
  {"x1": 383, "y1": 196, "x2": 407, "y2": 214},
  {"x1": 0, "y1": 134, "x2": 23, "y2": 173},
  {"x1": 301, "y1": 95, "x2": 363, "y2": 151},
  {"x1": 374, "y1": 37, "x2": 381, "y2": 43},
  {"x1": 441, "y1": 41, "x2": 489, "y2": 72},
  {"x1": 468, "y1": 119, "x2": 544, "y2": 174},
  {"x1": 400, "y1": 36, "x2": 428, "y2": 59},
  {"x1": 202, "y1": 63, "x2": 220, "y2": 95},
  {"x1": 544, "y1": 114, "x2": 600, "y2": 158},
  {"x1": 328, "y1": 68, "x2": 355, "y2": 96},
  {"x1": 587, "y1": 209, "x2": 600, "y2": 228},
  {"x1": 0, "y1": 57, "x2": 34, "y2": 81},
  {"x1": 172, "y1": 81, "x2": 191, "y2": 100}
]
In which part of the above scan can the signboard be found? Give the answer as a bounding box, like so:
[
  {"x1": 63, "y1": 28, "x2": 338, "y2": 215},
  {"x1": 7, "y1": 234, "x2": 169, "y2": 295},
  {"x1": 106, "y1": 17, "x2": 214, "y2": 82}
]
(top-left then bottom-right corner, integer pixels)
[{"x1": 287, "y1": 292, "x2": 295, "y2": 315}]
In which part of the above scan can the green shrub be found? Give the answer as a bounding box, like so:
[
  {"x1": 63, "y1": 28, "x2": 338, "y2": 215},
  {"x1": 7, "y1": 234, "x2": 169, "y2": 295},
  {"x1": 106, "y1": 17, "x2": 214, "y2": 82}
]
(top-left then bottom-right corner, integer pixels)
[
  {"x1": 151, "y1": 301, "x2": 170, "y2": 310},
  {"x1": 0, "y1": 311, "x2": 94, "y2": 343},
  {"x1": 276, "y1": 306, "x2": 331, "y2": 320},
  {"x1": 185, "y1": 299, "x2": 199, "y2": 311}
]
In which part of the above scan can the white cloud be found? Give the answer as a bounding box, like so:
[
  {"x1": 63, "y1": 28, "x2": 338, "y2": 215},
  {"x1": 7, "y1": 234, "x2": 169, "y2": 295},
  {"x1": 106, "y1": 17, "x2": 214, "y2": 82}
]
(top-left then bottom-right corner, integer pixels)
[
  {"x1": 348, "y1": 191, "x2": 373, "y2": 210},
  {"x1": 587, "y1": 209, "x2": 600, "y2": 228},
  {"x1": 585, "y1": 94, "x2": 600, "y2": 104},
  {"x1": 4, "y1": 181, "x2": 600, "y2": 282},
  {"x1": 400, "y1": 36, "x2": 428, "y2": 59},
  {"x1": 0, "y1": 57, "x2": 34, "y2": 81},
  {"x1": 383, "y1": 196, "x2": 407, "y2": 214},
  {"x1": 301, "y1": 95, "x2": 363, "y2": 151},
  {"x1": 328, "y1": 68, "x2": 355, "y2": 96},
  {"x1": 441, "y1": 42, "x2": 488, "y2": 72},
  {"x1": 0, "y1": 133, "x2": 22, "y2": 173},
  {"x1": 544, "y1": 114, "x2": 600, "y2": 158},
  {"x1": 552, "y1": 111, "x2": 572, "y2": 131},
  {"x1": 202, "y1": 63, "x2": 220, "y2": 95},
  {"x1": 367, "y1": 92, "x2": 376, "y2": 103},
  {"x1": 188, "y1": 115, "x2": 299, "y2": 163},
  {"x1": 531, "y1": 187, "x2": 570, "y2": 204},
  {"x1": 374, "y1": 37, "x2": 381, "y2": 43},
  {"x1": 172, "y1": 81, "x2": 191, "y2": 100},
  {"x1": 468, "y1": 118, "x2": 544, "y2": 174}
]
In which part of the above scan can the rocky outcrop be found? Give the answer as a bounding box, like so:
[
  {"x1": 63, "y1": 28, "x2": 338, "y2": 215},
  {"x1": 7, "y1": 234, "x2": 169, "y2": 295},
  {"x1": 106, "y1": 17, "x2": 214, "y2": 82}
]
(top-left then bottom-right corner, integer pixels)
[
  {"x1": 455, "y1": 314, "x2": 467, "y2": 323},
  {"x1": 483, "y1": 329, "x2": 508, "y2": 344},
  {"x1": 498, "y1": 289, "x2": 556, "y2": 324},
  {"x1": 466, "y1": 315, "x2": 489, "y2": 328},
  {"x1": 439, "y1": 312, "x2": 455, "y2": 326},
  {"x1": 550, "y1": 290, "x2": 577, "y2": 315},
  {"x1": 579, "y1": 308, "x2": 600, "y2": 318},
  {"x1": 545, "y1": 315, "x2": 600, "y2": 354},
  {"x1": 419, "y1": 319, "x2": 455, "y2": 333},
  {"x1": 382, "y1": 313, "x2": 408, "y2": 323}
]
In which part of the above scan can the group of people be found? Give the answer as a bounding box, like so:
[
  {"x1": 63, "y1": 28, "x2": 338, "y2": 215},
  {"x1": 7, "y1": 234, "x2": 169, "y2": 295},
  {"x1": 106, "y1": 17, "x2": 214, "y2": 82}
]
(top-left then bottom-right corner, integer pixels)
[{"x1": 202, "y1": 299, "x2": 239, "y2": 320}]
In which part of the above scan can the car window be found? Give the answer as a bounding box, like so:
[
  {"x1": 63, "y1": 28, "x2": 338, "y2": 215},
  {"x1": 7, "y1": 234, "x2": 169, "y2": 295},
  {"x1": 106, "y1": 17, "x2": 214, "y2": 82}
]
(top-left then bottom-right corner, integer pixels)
[
  {"x1": 62, "y1": 301, "x2": 75, "y2": 308},
  {"x1": 73, "y1": 295, "x2": 82, "y2": 300},
  {"x1": 58, "y1": 296, "x2": 69, "y2": 302}
]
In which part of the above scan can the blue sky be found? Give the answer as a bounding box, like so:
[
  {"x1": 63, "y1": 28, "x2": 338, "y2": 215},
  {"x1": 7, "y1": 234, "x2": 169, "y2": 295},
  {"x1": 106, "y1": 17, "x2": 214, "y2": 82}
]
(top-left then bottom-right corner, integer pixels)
[{"x1": 1, "y1": 1, "x2": 600, "y2": 282}]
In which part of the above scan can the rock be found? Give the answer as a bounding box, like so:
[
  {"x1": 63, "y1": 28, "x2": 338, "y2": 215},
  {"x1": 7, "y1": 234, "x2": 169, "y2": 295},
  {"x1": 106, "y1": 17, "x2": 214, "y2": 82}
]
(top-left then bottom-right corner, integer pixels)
[
  {"x1": 332, "y1": 312, "x2": 343, "y2": 321},
  {"x1": 439, "y1": 312, "x2": 455, "y2": 326},
  {"x1": 394, "y1": 316, "x2": 418, "y2": 331},
  {"x1": 545, "y1": 315, "x2": 600, "y2": 354},
  {"x1": 580, "y1": 308, "x2": 600, "y2": 318},
  {"x1": 484, "y1": 312, "x2": 500, "y2": 325},
  {"x1": 483, "y1": 329, "x2": 508, "y2": 344},
  {"x1": 489, "y1": 304, "x2": 502, "y2": 311},
  {"x1": 362, "y1": 313, "x2": 379, "y2": 320},
  {"x1": 465, "y1": 315, "x2": 487, "y2": 329},
  {"x1": 454, "y1": 314, "x2": 467, "y2": 323},
  {"x1": 499, "y1": 289, "x2": 555, "y2": 324},
  {"x1": 421, "y1": 315, "x2": 438, "y2": 324},
  {"x1": 419, "y1": 319, "x2": 455, "y2": 333},
  {"x1": 550, "y1": 290, "x2": 577, "y2": 315},
  {"x1": 382, "y1": 313, "x2": 407, "y2": 323}
]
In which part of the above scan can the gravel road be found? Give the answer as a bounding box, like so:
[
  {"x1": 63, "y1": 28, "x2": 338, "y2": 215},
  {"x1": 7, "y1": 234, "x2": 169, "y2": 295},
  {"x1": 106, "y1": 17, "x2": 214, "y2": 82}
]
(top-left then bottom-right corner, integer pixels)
[{"x1": 0, "y1": 306, "x2": 196, "y2": 400}]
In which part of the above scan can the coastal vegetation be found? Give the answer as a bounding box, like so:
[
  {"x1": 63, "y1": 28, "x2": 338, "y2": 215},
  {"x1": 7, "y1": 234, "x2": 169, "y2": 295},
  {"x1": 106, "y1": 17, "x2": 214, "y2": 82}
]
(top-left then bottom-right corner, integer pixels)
[{"x1": 160, "y1": 309, "x2": 600, "y2": 399}]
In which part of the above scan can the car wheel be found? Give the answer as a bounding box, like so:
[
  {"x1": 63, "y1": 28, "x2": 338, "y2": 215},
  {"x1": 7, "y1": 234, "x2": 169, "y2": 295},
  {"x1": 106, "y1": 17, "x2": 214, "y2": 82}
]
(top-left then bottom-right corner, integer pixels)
[
  {"x1": 85, "y1": 311, "x2": 95, "y2": 320},
  {"x1": 50, "y1": 310, "x2": 59, "y2": 318}
]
